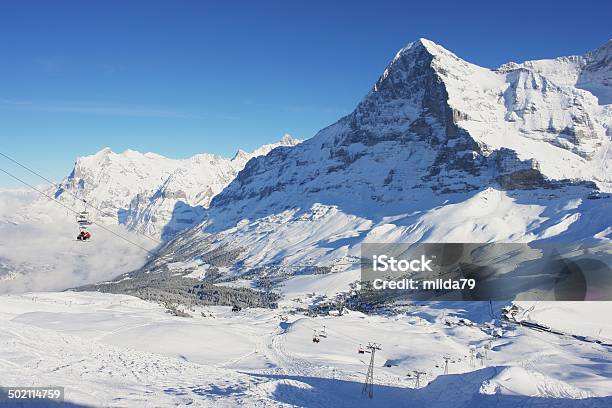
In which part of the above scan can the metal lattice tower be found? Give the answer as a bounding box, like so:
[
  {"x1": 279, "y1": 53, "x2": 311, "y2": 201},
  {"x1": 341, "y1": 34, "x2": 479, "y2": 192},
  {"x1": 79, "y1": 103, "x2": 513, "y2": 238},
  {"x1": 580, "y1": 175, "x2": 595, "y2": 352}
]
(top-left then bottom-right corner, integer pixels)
[
  {"x1": 362, "y1": 343, "x2": 382, "y2": 398},
  {"x1": 414, "y1": 371, "x2": 426, "y2": 388},
  {"x1": 442, "y1": 356, "x2": 451, "y2": 375}
]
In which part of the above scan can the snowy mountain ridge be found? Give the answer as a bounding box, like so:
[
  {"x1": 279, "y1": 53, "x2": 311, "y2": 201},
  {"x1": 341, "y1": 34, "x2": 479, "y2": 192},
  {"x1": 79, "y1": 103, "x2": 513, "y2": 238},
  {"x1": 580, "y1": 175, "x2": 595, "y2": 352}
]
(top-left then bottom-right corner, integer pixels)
[
  {"x1": 123, "y1": 38, "x2": 611, "y2": 281},
  {"x1": 210, "y1": 39, "x2": 609, "y2": 217},
  {"x1": 498, "y1": 38, "x2": 611, "y2": 104},
  {"x1": 38, "y1": 134, "x2": 301, "y2": 240},
  {"x1": 0, "y1": 134, "x2": 301, "y2": 292}
]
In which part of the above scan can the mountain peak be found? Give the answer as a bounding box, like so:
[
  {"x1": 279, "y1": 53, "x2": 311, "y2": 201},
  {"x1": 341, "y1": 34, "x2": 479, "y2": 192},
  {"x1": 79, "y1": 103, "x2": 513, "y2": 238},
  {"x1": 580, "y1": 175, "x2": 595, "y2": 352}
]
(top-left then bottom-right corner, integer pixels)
[
  {"x1": 373, "y1": 38, "x2": 465, "y2": 94},
  {"x1": 75, "y1": 147, "x2": 113, "y2": 166},
  {"x1": 232, "y1": 149, "x2": 249, "y2": 161},
  {"x1": 232, "y1": 134, "x2": 301, "y2": 162},
  {"x1": 279, "y1": 133, "x2": 299, "y2": 145},
  {"x1": 98, "y1": 147, "x2": 114, "y2": 156},
  {"x1": 397, "y1": 37, "x2": 433, "y2": 51},
  {"x1": 414, "y1": 37, "x2": 439, "y2": 51},
  {"x1": 393, "y1": 38, "x2": 452, "y2": 61}
]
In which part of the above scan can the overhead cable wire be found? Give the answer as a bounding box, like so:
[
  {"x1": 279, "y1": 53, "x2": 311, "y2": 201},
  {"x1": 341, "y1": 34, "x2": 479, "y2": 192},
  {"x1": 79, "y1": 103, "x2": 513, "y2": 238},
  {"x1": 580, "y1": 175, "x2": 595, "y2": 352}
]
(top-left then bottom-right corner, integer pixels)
[
  {"x1": 0, "y1": 150, "x2": 161, "y2": 245},
  {"x1": 0, "y1": 166, "x2": 156, "y2": 256}
]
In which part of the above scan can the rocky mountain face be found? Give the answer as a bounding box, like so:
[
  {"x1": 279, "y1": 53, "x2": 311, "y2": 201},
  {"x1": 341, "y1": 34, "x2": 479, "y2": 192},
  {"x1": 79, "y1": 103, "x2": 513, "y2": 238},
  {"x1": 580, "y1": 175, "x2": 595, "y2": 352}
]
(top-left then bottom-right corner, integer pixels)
[
  {"x1": 212, "y1": 39, "x2": 610, "y2": 221},
  {"x1": 90, "y1": 39, "x2": 612, "y2": 290},
  {"x1": 46, "y1": 134, "x2": 300, "y2": 240}
]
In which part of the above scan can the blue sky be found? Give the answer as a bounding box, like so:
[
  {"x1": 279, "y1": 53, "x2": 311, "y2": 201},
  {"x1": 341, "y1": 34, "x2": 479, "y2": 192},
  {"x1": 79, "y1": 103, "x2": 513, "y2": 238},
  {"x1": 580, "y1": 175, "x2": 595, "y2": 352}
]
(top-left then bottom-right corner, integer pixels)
[{"x1": 0, "y1": 0, "x2": 610, "y2": 187}]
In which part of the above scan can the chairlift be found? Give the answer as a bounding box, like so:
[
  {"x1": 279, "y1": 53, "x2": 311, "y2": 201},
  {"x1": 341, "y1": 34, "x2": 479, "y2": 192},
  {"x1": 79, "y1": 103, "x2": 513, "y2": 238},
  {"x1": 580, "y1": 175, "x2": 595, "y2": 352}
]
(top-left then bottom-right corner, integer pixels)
[
  {"x1": 358, "y1": 344, "x2": 365, "y2": 354},
  {"x1": 76, "y1": 199, "x2": 92, "y2": 224},
  {"x1": 76, "y1": 229, "x2": 92, "y2": 241},
  {"x1": 75, "y1": 199, "x2": 93, "y2": 241},
  {"x1": 76, "y1": 217, "x2": 92, "y2": 241},
  {"x1": 319, "y1": 326, "x2": 327, "y2": 338},
  {"x1": 76, "y1": 211, "x2": 92, "y2": 226}
]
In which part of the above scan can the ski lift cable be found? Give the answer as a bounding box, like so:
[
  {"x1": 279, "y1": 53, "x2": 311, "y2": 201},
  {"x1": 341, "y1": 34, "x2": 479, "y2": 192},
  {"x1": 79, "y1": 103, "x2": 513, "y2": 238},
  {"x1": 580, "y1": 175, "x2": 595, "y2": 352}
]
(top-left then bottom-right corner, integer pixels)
[
  {"x1": 301, "y1": 318, "x2": 365, "y2": 345},
  {"x1": 306, "y1": 324, "x2": 385, "y2": 359},
  {"x1": 0, "y1": 150, "x2": 161, "y2": 245},
  {"x1": 0, "y1": 166, "x2": 156, "y2": 256}
]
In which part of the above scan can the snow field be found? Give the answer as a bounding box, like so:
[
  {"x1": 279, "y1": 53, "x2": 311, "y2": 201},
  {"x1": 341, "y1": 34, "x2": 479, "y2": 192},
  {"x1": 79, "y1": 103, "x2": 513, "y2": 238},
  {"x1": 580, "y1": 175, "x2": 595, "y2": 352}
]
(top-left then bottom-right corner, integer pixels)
[{"x1": 1, "y1": 291, "x2": 611, "y2": 407}]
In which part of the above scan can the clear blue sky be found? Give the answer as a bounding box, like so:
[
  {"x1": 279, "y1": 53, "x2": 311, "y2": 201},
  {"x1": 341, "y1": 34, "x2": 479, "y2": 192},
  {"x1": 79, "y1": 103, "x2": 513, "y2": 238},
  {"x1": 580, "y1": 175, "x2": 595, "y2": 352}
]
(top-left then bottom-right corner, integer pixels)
[{"x1": 0, "y1": 0, "x2": 610, "y2": 187}]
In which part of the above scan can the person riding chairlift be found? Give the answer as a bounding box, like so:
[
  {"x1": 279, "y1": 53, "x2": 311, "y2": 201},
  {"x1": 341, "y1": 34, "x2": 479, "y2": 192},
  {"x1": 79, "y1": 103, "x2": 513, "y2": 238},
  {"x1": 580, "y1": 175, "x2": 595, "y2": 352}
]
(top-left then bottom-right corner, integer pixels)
[{"x1": 77, "y1": 230, "x2": 92, "y2": 241}]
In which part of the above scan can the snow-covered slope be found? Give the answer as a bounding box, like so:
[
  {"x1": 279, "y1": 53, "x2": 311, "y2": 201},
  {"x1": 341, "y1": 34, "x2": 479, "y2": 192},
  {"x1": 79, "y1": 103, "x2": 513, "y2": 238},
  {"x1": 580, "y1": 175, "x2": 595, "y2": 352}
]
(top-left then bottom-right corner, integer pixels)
[
  {"x1": 502, "y1": 39, "x2": 611, "y2": 105},
  {"x1": 1, "y1": 291, "x2": 610, "y2": 407},
  {"x1": 134, "y1": 38, "x2": 610, "y2": 279},
  {"x1": 45, "y1": 134, "x2": 300, "y2": 240}
]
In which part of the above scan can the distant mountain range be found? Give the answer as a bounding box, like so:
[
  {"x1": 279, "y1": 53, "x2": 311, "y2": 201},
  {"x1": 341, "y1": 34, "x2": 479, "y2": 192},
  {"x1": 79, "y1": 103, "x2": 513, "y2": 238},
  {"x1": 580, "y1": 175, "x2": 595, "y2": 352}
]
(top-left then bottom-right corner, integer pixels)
[
  {"x1": 0, "y1": 135, "x2": 300, "y2": 292},
  {"x1": 45, "y1": 134, "x2": 300, "y2": 240}
]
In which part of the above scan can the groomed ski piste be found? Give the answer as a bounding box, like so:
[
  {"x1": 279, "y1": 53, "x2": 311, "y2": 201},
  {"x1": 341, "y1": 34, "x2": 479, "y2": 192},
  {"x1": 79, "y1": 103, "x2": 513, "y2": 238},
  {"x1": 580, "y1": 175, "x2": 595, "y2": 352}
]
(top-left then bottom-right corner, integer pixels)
[{"x1": 1, "y1": 270, "x2": 611, "y2": 407}]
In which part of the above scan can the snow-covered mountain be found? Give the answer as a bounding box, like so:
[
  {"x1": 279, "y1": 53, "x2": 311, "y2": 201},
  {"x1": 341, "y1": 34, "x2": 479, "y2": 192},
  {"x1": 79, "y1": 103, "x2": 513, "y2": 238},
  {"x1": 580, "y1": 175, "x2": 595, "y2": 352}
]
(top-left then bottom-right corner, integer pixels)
[
  {"x1": 3, "y1": 38, "x2": 611, "y2": 407},
  {"x1": 0, "y1": 135, "x2": 300, "y2": 293},
  {"x1": 46, "y1": 134, "x2": 300, "y2": 240},
  {"x1": 130, "y1": 38, "x2": 610, "y2": 279}
]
